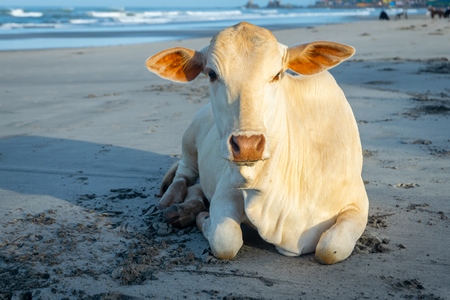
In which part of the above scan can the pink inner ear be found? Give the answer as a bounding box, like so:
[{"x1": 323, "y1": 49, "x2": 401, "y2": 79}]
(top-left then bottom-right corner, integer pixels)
[{"x1": 146, "y1": 47, "x2": 204, "y2": 82}]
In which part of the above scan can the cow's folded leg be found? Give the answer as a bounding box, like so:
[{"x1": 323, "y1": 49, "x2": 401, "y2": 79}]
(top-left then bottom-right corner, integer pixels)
[
  {"x1": 196, "y1": 196, "x2": 243, "y2": 260},
  {"x1": 163, "y1": 184, "x2": 206, "y2": 228},
  {"x1": 157, "y1": 178, "x2": 188, "y2": 210},
  {"x1": 315, "y1": 205, "x2": 367, "y2": 264},
  {"x1": 159, "y1": 162, "x2": 179, "y2": 196}
]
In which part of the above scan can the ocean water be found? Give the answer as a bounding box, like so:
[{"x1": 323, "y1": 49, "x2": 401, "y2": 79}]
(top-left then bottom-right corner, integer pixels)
[{"x1": 0, "y1": 6, "x2": 426, "y2": 51}]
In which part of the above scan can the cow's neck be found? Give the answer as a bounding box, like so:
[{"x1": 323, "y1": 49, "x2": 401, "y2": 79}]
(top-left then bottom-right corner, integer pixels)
[
  {"x1": 240, "y1": 84, "x2": 304, "y2": 244},
  {"x1": 241, "y1": 72, "x2": 345, "y2": 247}
]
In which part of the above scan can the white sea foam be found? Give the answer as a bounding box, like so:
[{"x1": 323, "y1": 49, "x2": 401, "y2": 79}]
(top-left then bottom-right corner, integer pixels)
[
  {"x1": 87, "y1": 11, "x2": 127, "y2": 18},
  {"x1": 141, "y1": 11, "x2": 180, "y2": 17},
  {"x1": 69, "y1": 19, "x2": 98, "y2": 25},
  {"x1": 114, "y1": 10, "x2": 245, "y2": 25},
  {"x1": 185, "y1": 10, "x2": 242, "y2": 17},
  {"x1": 125, "y1": 11, "x2": 180, "y2": 22},
  {"x1": 116, "y1": 17, "x2": 171, "y2": 24},
  {"x1": 248, "y1": 9, "x2": 279, "y2": 14},
  {"x1": 9, "y1": 9, "x2": 43, "y2": 18},
  {"x1": 110, "y1": 8, "x2": 377, "y2": 25}
]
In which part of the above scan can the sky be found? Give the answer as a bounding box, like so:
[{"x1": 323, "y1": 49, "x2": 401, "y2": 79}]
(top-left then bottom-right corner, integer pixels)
[{"x1": 0, "y1": 0, "x2": 312, "y2": 8}]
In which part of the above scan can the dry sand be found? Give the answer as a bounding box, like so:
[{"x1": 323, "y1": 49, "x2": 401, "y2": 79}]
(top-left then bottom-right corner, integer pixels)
[{"x1": 1, "y1": 16, "x2": 449, "y2": 299}]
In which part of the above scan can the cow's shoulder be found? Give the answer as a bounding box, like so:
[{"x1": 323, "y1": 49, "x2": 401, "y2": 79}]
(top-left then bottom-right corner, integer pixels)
[
  {"x1": 189, "y1": 102, "x2": 214, "y2": 133},
  {"x1": 182, "y1": 102, "x2": 215, "y2": 150}
]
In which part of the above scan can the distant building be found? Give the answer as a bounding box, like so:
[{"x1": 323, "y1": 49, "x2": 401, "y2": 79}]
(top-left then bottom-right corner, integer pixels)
[
  {"x1": 314, "y1": 0, "x2": 428, "y2": 6},
  {"x1": 426, "y1": 0, "x2": 450, "y2": 7}
]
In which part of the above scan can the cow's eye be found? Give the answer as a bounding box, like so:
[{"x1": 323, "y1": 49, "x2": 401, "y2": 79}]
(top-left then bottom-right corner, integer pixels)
[
  {"x1": 272, "y1": 71, "x2": 281, "y2": 82},
  {"x1": 208, "y1": 70, "x2": 218, "y2": 82}
]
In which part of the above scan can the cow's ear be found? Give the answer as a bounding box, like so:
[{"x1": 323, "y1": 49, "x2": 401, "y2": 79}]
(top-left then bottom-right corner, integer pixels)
[
  {"x1": 146, "y1": 47, "x2": 204, "y2": 82},
  {"x1": 286, "y1": 41, "x2": 354, "y2": 75}
]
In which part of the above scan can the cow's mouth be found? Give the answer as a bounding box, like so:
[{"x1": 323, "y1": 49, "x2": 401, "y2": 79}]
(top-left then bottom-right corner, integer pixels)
[{"x1": 234, "y1": 161, "x2": 258, "y2": 167}]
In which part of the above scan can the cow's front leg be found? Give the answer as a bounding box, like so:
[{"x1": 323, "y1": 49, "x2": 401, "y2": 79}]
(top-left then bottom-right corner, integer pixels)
[
  {"x1": 196, "y1": 189, "x2": 244, "y2": 260},
  {"x1": 315, "y1": 203, "x2": 368, "y2": 264},
  {"x1": 163, "y1": 184, "x2": 206, "y2": 228},
  {"x1": 157, "y1": 160, "x2": 205, "y2": 228}
]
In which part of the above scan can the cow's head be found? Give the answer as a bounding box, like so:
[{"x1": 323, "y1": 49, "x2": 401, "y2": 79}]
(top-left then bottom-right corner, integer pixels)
[{"x1": 146, "y1": 22, "x2": 354, "y2": 165}]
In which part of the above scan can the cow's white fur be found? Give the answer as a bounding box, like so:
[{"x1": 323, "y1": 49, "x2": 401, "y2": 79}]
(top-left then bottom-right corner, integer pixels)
[{"x1": 146, "y1": 22, "x2": 369, "y2": 264}]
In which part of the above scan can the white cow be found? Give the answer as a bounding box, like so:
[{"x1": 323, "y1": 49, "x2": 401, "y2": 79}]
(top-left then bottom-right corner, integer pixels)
[{"x1": 146, "y1": 22, "x2": 369, "y2": 264}]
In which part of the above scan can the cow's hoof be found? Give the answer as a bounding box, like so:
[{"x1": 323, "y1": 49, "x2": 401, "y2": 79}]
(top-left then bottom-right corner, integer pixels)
[
  {"x1": 196, "y1": 211, "x2": 210, "y2": 231},
  {"x1": 163, "y1": 200, "x2": 206, "y2": 229}
]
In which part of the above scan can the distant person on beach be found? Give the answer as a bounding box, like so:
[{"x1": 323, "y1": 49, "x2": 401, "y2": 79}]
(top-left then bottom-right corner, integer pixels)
[
  {"x1": 428, "y1": 6, "x2": 444, "y2": 18},
  {"x1": 444, "y1": 7, "x2": 450, "y2": 18},
  {"x1": 379, "y1": 10, "x2": 390, "y2": 20},
  {"x1": 396, "y1": 2, "x2": 408, "y2": 20},
  {"x1": 395, "y1": 9, "x2": 408, "y2": 20}
]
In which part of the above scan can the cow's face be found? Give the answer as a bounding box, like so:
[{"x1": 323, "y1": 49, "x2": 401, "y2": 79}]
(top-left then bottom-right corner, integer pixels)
[
  {"x1": 146, "y1": 22, "x2": 355, "y2": 165},
  {"x1": 203, "y1": 23, "x2": 285, "y2": 164}
]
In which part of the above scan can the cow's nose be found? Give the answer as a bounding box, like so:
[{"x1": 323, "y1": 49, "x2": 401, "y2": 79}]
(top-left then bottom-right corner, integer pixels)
[{"x1": 229, "y1": 134, "x2": 265, "y2": 162}]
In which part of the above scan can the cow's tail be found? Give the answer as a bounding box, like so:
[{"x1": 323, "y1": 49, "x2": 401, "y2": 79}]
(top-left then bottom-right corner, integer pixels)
[{"x1": 159, "y1": 161, "x2": 179, "y2": 197}]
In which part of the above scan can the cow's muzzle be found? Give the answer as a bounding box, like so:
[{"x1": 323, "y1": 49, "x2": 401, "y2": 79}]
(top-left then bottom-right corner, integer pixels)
[{"x1": 229, "y1": 134, "x2": 266, "y2": 162}]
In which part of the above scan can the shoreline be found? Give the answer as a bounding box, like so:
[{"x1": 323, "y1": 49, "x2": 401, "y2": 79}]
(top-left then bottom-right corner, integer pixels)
[
  {"x1": 0, "y1": 7, "x2": 430, "y2": 52},
  {"x1": 1, "y1": 16, "x2": 449, "y2": 299}
]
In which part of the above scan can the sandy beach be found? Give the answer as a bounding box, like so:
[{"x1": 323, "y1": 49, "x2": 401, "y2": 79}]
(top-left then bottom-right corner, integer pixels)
[{"x1": 1, "y1": 15, "x2": 449, "y2": 299}]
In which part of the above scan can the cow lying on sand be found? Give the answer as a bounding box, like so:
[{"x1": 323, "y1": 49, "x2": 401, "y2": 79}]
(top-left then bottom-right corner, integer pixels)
[{"x1": 146, "y1": 22, "x2": 369, "y2": 264}]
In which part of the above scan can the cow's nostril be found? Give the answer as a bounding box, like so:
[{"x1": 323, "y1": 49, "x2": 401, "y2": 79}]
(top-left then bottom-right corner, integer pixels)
[
  {"x1": 256, "y1": 135, "x2": 265, "y2": 152},
  {"x1": 230, "y1": 136, "x2": 240, "y2": 153}
]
